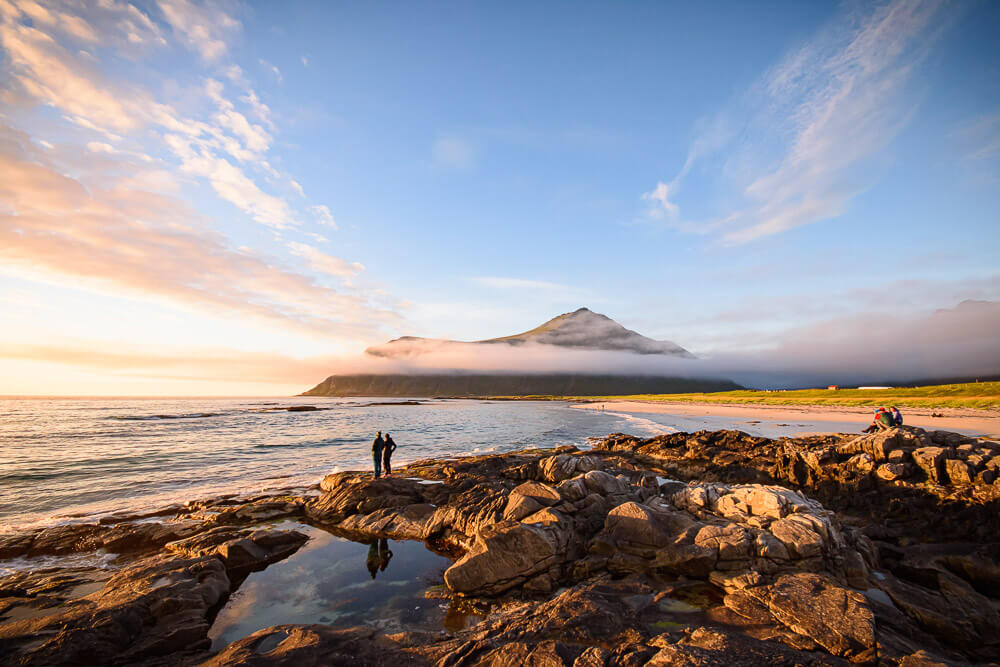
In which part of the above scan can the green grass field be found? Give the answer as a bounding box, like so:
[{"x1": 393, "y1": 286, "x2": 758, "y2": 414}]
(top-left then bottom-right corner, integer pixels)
[{"x1": 532, "y1": 382, "x2": 1000, "y2": 410}]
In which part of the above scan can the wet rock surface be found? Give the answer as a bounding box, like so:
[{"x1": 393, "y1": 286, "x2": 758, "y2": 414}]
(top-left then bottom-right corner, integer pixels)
[{"x1": 1, "y1": 425, "x2": 998, "y2": 665}]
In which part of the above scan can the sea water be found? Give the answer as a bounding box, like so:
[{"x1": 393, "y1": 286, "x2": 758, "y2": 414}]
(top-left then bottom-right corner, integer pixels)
[
  {"x1": 0, "y1": 397, "x2": 672, "y2": 533},
  {"x1": 0, "y1": 396, "x2": 864, "y2": 534}
]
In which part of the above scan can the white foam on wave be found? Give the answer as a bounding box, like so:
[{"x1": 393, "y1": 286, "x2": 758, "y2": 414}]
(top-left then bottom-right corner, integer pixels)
[
  {"x1": 604, "y1": 410, "x2": 678, "y2": 437},
  {"x1": 0, "y1": 550, "x2": 118, "y2": 577}
]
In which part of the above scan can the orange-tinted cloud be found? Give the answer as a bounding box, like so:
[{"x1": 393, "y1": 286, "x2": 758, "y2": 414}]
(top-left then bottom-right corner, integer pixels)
[{"x1": 0, "y1": 123, "x2": 400, "y2": 340}]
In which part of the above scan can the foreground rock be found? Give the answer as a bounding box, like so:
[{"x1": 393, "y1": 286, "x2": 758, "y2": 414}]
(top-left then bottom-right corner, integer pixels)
[{"x1": 2, "y1": 426, "x2": 998, "y2": 666}]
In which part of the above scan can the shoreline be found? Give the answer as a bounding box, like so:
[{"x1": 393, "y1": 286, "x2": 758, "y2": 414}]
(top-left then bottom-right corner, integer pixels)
[{"x1": 572, "y1": 400, "x2": 1000, "y2": 438}]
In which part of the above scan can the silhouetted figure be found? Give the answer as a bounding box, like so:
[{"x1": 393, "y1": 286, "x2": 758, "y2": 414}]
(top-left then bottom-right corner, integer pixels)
[
  {"x1": 372, "y1": 431, "x2": 385, "y2": 478},
  {"x1": 382, "y1": 433, "x2": 397, "y2": 476},
  {"x1": 378, "y1": 537, "x2": 393, "y2": 572},
  {"x1": 365, "y1": 541, "x2": 379, "y2": 579}
]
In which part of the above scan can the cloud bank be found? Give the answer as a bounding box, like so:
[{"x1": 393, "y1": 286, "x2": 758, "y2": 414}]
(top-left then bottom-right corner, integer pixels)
[{"x1": 4, "y1": 300, "x2": 995, "y2": 390}]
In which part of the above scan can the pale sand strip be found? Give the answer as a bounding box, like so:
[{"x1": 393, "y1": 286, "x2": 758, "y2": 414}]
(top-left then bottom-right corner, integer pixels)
[{"x1": 571, "y1": 401, "x2": 1000, "y2": 438}]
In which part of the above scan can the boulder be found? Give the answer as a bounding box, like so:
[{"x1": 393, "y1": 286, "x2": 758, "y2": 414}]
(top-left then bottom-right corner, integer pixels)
[
  {"x1": 509, "y1": 481, "x2": 561, "y2": 507},
  {"x1": 503, "y1": 494, "x2": 545, "y2": 522},
  {"x1": 443, "y1": 519, "x2": 570, "y2": 596},
  {"x1": 911, "y1": 447, "x2": 949, "y2": 484},
  {"x1": 769, "y1": 517, "x2": 824, "y2": 559},
  {"x1": 943, "y1": 459, "x2": 973, "y2": 486},
  {"x1": 581, "y1": 470, "x2": 628, "y2": 496},
  {"x1": 555, "y1": 476, "x2": 589, "y2": 502},
  {"x1": 601, "y1": 502, "x2": 697, "y2": 554},
  {"x1": 876, "y1": 462, "x2": 911, "y2": 482},
  {"x1": 759, "y1": 573, "x2": 876, "y2": 660},
  {"x1": 538, "y1": 454, "x2": 602, "y2": 482},
  {"x1": 336, "y1": 503, "x2": 437, "y2": 539}
]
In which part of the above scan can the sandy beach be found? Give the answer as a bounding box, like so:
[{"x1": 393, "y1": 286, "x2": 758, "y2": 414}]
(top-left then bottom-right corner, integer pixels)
[{"x1": 572, "y1": 400, "x2": 1000, "y2": 439}]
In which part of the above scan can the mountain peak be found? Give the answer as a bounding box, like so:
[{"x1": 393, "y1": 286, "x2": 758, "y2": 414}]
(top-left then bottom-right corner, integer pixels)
[{"x1": 365, "y1": 308, "x2": 694, "y2": 358}]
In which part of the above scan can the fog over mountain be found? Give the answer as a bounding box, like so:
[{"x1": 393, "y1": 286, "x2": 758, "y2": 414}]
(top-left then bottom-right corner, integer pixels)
[
  {"x1": 307, "y1": 308, "x2": 722, "y2": 396},
  {"x1": 304, "y1": 300, "x2": 1000, "y2": 395},
  {"x1": 365, "y1": 308, "x2": 693, "y2": 359}
]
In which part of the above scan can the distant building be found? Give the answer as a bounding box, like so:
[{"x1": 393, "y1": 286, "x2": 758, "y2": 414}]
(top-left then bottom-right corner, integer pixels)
[
  {"x1": 827, "y1": 385, "x2": 839, "y2": 390},
  {"x1": 858, "y1": 386, "x2": 893, "y2": 390}
]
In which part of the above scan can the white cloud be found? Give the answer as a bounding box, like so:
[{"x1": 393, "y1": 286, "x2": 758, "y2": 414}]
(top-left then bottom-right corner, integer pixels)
[
  {"x1": 300, "y1": 55, "x2": 308, "y2": 67},
  {"x1": 0, "y1": 0, "x2": 399, "y2": 342},
  {"x1": 156, "y1": 0, "x2": 240, "y2": 62},
  {"x1": 289, "y1": 179, "x2": 305, "y2": 197},
  {"x1": 259, "y1": 58, "x2": 282, "y2": 82},
  {"x1": 432, "y1": 136, "x2": 475, "y2": 169},
  {"x1": 86, "y1": 141, "x2": 116, "y2": 154},
  {"x1": 287, "y1": 242, "x2": 364, "y2": 277},
  {"x1": 240, "y1": 89, "x2": 274, "y2": 129},
  {"x1": 0, "y1": 20, "x2": 141, "y2": 132},
  {"x1": 0, "y1": 123, "x2": 397, "y2": 339},
  {"x1": 311, "y1": 204, "x2": 336, "y2": 228},
  {"x1": 641, "y1": 181, "x2": 678, "y2": 219},
  {"x1": 471, "y1": 276, "x2": 572, "y2": 291},
  {"x1": 166, "y1": 135, "x2": 295, "y2": 228},
  {"x1": 644, "y1": 0, "x2": 948, "y2": 243}
]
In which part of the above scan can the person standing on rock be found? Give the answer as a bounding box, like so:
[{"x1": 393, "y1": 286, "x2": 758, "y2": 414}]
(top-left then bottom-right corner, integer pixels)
[
  {"x1": 372, "y1": 431, "x2": 385, "y2": 478},
  {"x1": 382, "y1": 432, "x2": 397, "y2": 477}
]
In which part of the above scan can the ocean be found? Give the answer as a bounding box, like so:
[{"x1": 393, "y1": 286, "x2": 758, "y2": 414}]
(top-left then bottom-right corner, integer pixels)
[
  {"x1": 0, "y1": 396, "x2": 874, "y2": 534},
  {"x1": 0, "y1": 397, "x2": 676, "y2": 533}
]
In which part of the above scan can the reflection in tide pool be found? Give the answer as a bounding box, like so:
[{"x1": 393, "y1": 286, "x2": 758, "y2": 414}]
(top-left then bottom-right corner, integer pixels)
[{"x1": 208, "y1": 522, "x2": 482, "y2": 650}]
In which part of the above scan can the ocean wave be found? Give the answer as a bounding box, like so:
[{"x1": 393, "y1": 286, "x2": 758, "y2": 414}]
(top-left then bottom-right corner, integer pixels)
[
  {"x1": 111, "y1": 412, "x2": 225, "y2": 421},
  {"x1": 605, "y1": 410, "x2": 677, "y2": 436}
]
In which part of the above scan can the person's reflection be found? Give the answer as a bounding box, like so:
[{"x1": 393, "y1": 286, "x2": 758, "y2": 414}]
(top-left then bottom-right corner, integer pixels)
[
  {"x1": 365, "y1": 541, "x2": 380, "y2": 579},
  {"x1": 378, "y1": 537, "x2": 393, "y2": 572},
  {"x1": 365, "y1": 538, "x2": 394, "y2": 579}
]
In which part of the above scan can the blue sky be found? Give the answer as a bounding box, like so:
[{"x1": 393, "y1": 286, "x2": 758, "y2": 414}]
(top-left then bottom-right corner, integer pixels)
[{"x1": 1, "y1": 0, "x2": 998, "y2": 394}]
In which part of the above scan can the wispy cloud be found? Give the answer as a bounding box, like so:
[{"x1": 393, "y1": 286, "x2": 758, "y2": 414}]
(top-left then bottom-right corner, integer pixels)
[
  {"x1": 0, "y1": 1, "x2": 307, "y2": 230},
  {"x1": 954, "y1": 111, "x2": 1000, "y2": 162},
  {"x1": 311, "y1": 204, "x2": 336, "y2": 227},
  {"x1": 259, "y1": 58, "x2": 282, "y2": 82},
  {"x1": 287, "y1": 242, "x2": 364, "y2": 278},
  {"x1": 0, "y1": 1, "x2": 393, "y2": 345},
  {"x1": 0, "y1": 123, "x2": 396, "y2": 339},
  {"x1": 643, "y1": 0, "x2": 949, "y2": 243},
  {"x1": 471, "y1": 276, "x2": 573, "y2": 291},
  {"x1": 156, "y1": 0, "x2": 240, "y2": 62}
]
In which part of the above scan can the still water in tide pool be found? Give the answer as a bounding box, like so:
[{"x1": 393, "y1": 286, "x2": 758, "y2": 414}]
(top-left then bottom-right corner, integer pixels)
[
  {"x1": 0, "y1": 397, "x2": 671, "y2": 531},
  {"x1": 207, "y1": 522, "x2": 482, "y2": 649}
]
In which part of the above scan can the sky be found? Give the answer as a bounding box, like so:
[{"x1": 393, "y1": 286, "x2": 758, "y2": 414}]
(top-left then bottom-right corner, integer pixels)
[{"x1": 1, "y1": 0, "x2": 999, "y2": 395}]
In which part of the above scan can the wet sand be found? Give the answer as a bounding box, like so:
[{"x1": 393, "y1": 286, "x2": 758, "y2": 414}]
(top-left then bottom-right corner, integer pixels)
[{"x1": 572, "y1": 401, "x2": 1000, "y2": 439}]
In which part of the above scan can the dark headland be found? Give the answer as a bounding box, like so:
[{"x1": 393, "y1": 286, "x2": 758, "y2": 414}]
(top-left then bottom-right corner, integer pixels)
[{"x1": 2, "y1": 424, "x2": 999, "y2": 665}]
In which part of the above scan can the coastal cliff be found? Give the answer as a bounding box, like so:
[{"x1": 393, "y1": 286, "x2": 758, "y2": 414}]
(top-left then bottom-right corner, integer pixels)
[{"x1": 2, "y1": 425, "x2": 999, "y2": 665}]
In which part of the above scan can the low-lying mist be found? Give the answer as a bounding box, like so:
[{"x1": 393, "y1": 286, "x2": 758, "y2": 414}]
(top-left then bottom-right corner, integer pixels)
[
  {"x1": 326, "y1": 299, "x2": 1000, "y2": 389},
  {"x1": 4, "y1": 300, "x2": 996, "y2": 391}
]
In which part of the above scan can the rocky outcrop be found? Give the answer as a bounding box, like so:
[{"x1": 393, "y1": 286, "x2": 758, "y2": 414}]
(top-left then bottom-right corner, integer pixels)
[
  {"x1": 2, "y1": 427, "x2": 998, "y2": 666},
  {"x1": 0, "y1": 553, "x2": 230, "y2": 664}
]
